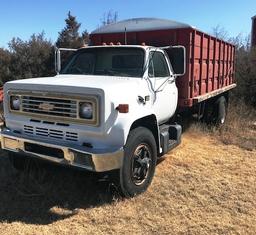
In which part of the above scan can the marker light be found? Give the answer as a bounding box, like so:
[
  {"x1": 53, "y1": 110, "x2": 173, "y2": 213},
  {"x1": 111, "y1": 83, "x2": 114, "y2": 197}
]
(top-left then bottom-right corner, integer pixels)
[{"x1": 116, "y1": 104, "x2": 129, "y2": 113}]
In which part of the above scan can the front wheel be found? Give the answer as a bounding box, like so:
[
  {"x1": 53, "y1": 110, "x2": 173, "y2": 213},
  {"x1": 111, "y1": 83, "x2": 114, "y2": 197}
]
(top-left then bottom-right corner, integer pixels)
[{"x1": 118, "y1": 127, "x2": 157, "y2": 197}]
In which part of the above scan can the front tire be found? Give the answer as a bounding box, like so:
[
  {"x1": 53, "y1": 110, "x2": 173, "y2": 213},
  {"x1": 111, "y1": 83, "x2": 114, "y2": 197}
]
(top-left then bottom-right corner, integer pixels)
[{"x1": 119, "y1": 127, "x2": 157, "y2": 197}]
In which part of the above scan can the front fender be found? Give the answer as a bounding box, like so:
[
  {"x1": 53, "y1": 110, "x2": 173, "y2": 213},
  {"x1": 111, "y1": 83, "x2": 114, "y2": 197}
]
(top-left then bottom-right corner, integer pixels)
[{"x1": 105, "y1": 107, "x2": 159, "y2": 152}]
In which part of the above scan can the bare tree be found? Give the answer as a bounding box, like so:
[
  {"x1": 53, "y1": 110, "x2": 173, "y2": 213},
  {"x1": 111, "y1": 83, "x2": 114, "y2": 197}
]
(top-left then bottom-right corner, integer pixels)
[
  {"x1": 211, "y1": 25, "x2": 229, "y2": 40},
  {"x1": 229, "y1": 33, "x2": 251, "y2": 50},
  {"x1": 101, "y1": 10, "x2": 118, "y2": 26}
]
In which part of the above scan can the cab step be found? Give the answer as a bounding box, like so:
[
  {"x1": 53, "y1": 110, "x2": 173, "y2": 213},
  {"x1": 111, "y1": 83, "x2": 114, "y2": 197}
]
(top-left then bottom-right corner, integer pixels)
[{"x1": 159, "y1": 123, "x2": 182, "y2": 155}]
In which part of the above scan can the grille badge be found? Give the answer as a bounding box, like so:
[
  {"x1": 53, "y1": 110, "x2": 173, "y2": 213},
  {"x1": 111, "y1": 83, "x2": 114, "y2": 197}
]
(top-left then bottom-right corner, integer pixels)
[{"x1": 39, "y1": 102, "x2": 55, "y2": 111}]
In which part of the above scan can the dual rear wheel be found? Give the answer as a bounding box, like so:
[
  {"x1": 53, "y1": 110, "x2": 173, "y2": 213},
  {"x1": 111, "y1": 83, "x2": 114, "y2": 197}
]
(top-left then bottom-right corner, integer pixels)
[{"x1": 203, "y1": 96, "x2": 228, "y2": 125}]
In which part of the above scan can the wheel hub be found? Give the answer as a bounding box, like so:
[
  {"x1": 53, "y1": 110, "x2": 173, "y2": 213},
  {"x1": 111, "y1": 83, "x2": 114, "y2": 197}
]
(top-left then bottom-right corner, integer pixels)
[{"x1": 131, "y1": 144, "x2": 152, "y2": 185}]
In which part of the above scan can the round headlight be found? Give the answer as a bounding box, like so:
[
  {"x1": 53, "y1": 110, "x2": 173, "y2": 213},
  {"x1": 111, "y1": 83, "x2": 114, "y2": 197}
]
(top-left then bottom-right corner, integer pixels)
[
  {"x1": 11, "y1": 96, "x2": 21, "y2": 110},
  {"x1": 79, "y1": 102, "x2": 93, "y2": 119}
]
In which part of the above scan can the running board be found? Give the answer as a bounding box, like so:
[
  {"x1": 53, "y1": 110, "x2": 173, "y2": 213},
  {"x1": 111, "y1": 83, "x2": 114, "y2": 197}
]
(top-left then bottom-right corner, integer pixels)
[{"x1": 160, "y1": 124, "x2": 182, "y2": 155}]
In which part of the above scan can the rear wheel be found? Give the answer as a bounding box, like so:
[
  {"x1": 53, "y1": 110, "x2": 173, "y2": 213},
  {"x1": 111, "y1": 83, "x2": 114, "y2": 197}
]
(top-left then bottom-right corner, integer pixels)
[
  {"x1": 216, "y1": 96, "x2": 227, "y2": 124},
  {"x1": 118, "y1": 127, "x2": 157, "y2": 197},
  {"x1": 203, "y1": 96, "x2": 228, "y2": 125}
]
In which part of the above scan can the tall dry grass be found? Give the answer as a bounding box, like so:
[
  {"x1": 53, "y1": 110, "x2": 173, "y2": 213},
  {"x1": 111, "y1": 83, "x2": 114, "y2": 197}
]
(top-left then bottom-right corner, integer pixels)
[{"x1": 188, "y1": 100, "x2": 256, "y2": 151}]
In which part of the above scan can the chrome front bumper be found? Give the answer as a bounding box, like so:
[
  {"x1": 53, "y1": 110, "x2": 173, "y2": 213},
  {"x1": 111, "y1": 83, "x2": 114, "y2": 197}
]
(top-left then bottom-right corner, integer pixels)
[{"x1": 0, "y1": 128, "x2": 123, "y2": 172}]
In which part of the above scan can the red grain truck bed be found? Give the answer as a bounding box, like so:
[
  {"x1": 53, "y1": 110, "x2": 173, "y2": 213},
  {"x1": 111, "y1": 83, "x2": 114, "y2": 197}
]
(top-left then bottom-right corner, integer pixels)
[{"x1": 90, "y1": 18, "x2": 236, "y2": 108}]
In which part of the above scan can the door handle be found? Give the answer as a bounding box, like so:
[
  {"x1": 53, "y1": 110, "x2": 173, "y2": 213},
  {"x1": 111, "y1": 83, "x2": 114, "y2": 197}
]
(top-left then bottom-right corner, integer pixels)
[{"x1": 168, "y1": 79, "x2": 175, "y2": 84}]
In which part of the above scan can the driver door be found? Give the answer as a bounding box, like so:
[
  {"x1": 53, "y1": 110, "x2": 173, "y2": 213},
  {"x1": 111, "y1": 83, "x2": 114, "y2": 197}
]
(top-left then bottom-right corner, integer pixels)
[{"x1": 148, "y1": 51, "x2": 178, "y2": 124}]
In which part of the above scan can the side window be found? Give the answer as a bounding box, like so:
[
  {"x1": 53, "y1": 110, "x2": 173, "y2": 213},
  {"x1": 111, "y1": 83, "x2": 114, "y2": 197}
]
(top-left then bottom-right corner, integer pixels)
[
  {"x1": 148, "y1": 60, "x2": 154, "y2": 77},
  {"x1": 149, "y1": 51, "x2": 170, "y2": 77}
]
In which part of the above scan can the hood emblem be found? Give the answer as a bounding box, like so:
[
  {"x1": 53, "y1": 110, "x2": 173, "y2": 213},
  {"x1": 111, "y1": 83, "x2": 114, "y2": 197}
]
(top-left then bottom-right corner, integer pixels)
[{"x1": 39, "y1": 102, "x2": 55, "y2": 111}]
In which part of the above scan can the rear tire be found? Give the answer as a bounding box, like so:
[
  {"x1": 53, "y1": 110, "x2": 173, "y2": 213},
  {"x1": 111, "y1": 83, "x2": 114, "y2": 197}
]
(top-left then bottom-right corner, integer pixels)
[
  {"x1": 216, "y1": 96, "x2": 227, "y2": 125},
  {"x1": 118, "y1": 127, "x2": 157, "y2": 198},
  {"x1": 203, "y1": 96, "x2": 227, "y2": 125}
]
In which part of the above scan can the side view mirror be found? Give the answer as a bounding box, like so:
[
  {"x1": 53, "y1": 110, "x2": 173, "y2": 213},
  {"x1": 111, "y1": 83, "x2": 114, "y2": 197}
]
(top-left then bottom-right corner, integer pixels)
[
  {"x1": 163, "y1": 46, "x2": 186, "y2": 76},
  {"x1": 54, "y1": 47, "x2": 77, "y2": 74}
]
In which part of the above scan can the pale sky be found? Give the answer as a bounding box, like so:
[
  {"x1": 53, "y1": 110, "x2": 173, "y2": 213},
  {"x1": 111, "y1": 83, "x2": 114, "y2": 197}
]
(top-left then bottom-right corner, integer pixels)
[{"x1": 0, "y1": 0, "x2": 255, "y2": 47}]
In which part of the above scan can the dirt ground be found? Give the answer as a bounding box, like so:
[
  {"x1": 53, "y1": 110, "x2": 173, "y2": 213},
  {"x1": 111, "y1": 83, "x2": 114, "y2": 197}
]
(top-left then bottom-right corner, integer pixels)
[{"x1": 0, "y1": 123, "x2": 255, "y2": 235}]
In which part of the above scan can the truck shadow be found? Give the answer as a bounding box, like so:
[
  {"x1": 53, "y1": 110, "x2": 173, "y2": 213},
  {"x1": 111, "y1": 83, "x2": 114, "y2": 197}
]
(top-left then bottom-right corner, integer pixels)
[
  {"x1": 0, "y1": 115, "x2": 198, "y2": 225},
  {"x1": 0, "y1": 152, "x2": 119, "y2": 225}
]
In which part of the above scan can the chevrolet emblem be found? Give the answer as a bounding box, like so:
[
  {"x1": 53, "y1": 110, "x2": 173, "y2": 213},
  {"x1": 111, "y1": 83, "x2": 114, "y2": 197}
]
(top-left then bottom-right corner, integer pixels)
[{"x1": 39, "y1": 102, "x2": 55, "y2": 111}]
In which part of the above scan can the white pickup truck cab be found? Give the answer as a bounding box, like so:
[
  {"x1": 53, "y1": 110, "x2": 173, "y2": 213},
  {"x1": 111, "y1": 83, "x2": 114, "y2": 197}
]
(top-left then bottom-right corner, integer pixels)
[{"x1": 1, "y1": 45, "x2": 185, "y2": 197}]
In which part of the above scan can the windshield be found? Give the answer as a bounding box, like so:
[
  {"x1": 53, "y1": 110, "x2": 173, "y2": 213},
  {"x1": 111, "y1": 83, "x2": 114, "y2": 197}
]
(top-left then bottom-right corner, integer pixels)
[{"x1": 60, "y1": 47, "x2": 145, "y2": 78}]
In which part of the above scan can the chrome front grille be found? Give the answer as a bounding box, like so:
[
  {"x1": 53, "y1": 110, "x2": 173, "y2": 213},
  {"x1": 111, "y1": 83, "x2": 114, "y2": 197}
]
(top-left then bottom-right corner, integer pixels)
[
  {"x1": 24, "y1": 125, "x2": 78, "y2": 142},
  {"x1": 22, "y1": 96, "x2": 77, "y2": 118},
  {"x1": 8, "y1": 90, "x2": 100, "y2": 126}
]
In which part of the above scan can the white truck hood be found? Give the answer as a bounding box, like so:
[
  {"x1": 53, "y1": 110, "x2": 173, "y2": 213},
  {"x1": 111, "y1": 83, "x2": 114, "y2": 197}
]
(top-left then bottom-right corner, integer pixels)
[
  {"x1": 4, "y1": 75, "x2": 146, "y2": 126},
  {"x1": 5, "y1": 74, "x2": 141, "y2": 91}
]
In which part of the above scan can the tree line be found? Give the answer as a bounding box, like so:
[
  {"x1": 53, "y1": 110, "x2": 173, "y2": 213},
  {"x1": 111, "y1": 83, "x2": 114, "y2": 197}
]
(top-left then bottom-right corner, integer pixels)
[
  {"x1": 0, "y1": 11, "x2": 118, "y2": 85},
  {"x1": 0, "y1": 13, "x2": 255, "y2": 107},
  {"x1": 212, "y1": 26, "x2": 256, "y2": 107},
  {"x1": 234, "y1": 42, "x2": 256, "y2": 107}
]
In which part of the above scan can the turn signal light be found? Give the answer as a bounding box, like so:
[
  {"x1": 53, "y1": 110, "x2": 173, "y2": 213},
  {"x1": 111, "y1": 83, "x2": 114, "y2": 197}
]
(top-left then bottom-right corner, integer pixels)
[{"x1": 116, "y1": 104, "x2": 129, "y2": 113}]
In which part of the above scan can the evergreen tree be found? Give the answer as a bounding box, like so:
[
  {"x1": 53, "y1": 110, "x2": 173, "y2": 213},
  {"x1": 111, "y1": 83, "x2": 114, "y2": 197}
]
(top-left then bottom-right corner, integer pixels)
[{"x1": 56, "y1": 11, "x2": 84, "y2": 48}]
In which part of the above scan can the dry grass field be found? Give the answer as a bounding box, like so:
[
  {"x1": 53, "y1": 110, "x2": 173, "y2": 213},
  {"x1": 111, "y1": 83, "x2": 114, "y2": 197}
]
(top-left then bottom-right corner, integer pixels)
[{"x1": 0, "y1": 104, "x2": 255, "y2": 235}]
